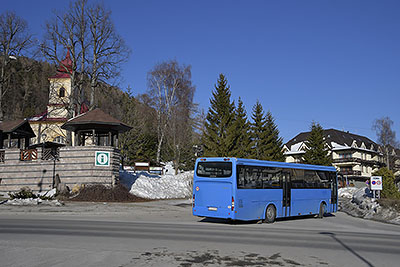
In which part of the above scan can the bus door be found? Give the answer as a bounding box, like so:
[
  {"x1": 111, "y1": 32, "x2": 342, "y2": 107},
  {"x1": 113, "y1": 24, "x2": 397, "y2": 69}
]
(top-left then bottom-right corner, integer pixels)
[
  {"x1": 331, "y1": 173, "x2": 338, "y2": 212},
  {"x1": 282, "y1": 171, "x2": 291, "y2": 217}
]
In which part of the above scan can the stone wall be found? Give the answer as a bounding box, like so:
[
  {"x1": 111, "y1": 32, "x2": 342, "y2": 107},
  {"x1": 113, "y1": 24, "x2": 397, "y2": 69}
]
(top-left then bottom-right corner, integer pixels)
[{"x1": 0, "y1": 146, "x2": 120, "y2": 193}]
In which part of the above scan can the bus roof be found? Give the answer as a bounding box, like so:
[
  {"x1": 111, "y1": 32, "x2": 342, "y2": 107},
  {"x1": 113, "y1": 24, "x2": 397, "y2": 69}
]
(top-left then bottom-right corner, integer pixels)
[{"x1": 195, "y1": 157, "x2": 336, "y2": 172}]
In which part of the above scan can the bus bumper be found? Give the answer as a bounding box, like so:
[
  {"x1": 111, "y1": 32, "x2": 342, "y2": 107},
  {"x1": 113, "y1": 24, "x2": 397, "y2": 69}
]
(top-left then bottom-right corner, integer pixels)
[{"x1": 192, "y1": 206, "x2": 235, "y2": 220}]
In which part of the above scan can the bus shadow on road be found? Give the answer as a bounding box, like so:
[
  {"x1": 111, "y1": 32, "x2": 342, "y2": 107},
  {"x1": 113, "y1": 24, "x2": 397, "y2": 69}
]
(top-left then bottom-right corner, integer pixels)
[
  {"x1": 199, "y1": 217, "x2": 258, "y2": 225},
  {"x1": 198, "y1": 213, "x2": 336, "y2": 225}
]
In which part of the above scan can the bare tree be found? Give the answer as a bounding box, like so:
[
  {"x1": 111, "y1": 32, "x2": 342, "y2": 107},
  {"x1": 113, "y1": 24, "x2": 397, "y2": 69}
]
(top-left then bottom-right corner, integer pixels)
[
  {"x1": 42, "y1": 0, "x2": 130, "y2": 109},
  {"x1": 373, "y1": 116, "x2": 398, "y2": 169},
  {"x1": 40, "y1": 0, "x2": 92, "y2": 116},
  {"x1": 41, "y1": 3, "x2": 80, "y2": 118},
  {"x1": 0, "y1": 11, "x2": 33, "y2": 120},
  {"x1": 41, "y1": 0, "x2": 130, "y2": 143},
  {"x1": 87, "y1": 2, "x2": 130, "y2": 109},
  {"x1": 147, "y1": 60, "x2": 196, "y2": 168}
]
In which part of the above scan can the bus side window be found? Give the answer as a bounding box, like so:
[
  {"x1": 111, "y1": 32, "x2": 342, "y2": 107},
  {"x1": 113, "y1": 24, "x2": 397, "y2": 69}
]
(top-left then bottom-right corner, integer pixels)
[
  {"x1": 237, "y1": 166, "x2": 245, "y2": 188},
  {"x1": 317, "y1": 171, "x2": 330, "y2": 189},
  {"x1": 291, "y1": 169, "x2": 305, "y2": 188}
]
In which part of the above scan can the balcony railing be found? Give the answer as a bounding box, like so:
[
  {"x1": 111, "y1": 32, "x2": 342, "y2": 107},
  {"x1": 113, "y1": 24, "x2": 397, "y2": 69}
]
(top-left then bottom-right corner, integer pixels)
[
  {"x1": 0, "y1": 150, "x2": 4, "y2": 163},
  {"x1": 338, "y1": 170, "x2": 362, "y2": 176},
  {"x1": 333, "y1": 157, "x2": 383, "y2": 166},
  {"x1": 20, "y1": 149, "x2": 38, "y2": 161}
]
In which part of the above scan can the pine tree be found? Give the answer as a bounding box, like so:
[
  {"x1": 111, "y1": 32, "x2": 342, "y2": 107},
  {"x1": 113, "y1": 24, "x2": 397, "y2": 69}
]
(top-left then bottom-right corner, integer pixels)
[
  {"x1": 264, "y1": 111, "x2": 285, "y2": 161},
  {"x1": 303, "y1": 122, "x2": 332, "y2": 166},
  {"x1": 250, "y1": 101, "x2": 268, "y2": 160},
  {"x1": 249, "y1": 101, "x2": 284, "y2": 161},
  {"x1": 230, "y1": 97, "x2": 251, "y2": 158},
  {"x1": 203, "y1": 74, "x2": 236, "y2": 157}
]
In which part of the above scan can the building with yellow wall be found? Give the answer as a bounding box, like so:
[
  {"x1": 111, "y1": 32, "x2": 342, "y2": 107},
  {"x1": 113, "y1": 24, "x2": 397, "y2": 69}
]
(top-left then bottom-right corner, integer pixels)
[{"x1": 29, "y1": 52, "x2": 73, "y2": 144}]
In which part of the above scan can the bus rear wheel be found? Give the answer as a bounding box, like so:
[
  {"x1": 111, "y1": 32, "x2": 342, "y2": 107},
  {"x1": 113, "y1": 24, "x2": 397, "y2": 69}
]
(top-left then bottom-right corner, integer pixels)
[
  {"x1": 265, "y1": 205, "x2": 276, "y2": 223},
  {"x1": 318, "y1": 202, "x2": 326, "y2": 218}
]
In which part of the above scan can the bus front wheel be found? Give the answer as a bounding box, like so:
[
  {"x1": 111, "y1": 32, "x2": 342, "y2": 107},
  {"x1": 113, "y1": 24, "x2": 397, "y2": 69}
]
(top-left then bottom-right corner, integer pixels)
[
  {"x1": 318, "y1": 202, "x2": 326, "y2": 218},
  {"x1": 265, "y1": 205, "x2": 276, "y2": 223}
]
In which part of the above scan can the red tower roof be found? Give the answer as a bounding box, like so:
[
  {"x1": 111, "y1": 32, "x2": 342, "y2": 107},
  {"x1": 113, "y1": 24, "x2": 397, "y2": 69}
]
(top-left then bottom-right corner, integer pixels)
[{"x1": 49, "y1": 50, "x2": 73, "y2": 79}]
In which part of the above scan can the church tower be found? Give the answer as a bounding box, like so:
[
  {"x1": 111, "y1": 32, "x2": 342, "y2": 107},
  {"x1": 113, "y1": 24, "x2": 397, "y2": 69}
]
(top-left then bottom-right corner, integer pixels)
[
  {"x1": 29, "y1": 52, "x2": 73, "y2": 144},
  {"x1": 47, "y1": 50, "x2": 73, "y2": 121}
]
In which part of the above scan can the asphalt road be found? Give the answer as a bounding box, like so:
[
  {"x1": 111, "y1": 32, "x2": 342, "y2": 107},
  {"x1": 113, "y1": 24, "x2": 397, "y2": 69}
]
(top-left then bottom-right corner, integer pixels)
[{"x1": 0, "y1": 200, "x2": 399, "y2": 267}]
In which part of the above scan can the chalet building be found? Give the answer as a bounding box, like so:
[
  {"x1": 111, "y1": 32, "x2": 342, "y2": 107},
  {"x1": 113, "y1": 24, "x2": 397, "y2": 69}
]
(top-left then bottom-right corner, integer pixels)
[
  {"x1": 283, "y1": 129, "x2": 385, "y2": 186},
  {"x1": 388, "y1": 146, "x2": 400, "y2": 186}
]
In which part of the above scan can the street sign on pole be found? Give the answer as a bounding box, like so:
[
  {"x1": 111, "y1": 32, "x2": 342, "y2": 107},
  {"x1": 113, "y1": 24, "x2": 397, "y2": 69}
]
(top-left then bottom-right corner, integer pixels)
[{"x1": 370, "y1": 176, "x2": 382, "y2": 191}]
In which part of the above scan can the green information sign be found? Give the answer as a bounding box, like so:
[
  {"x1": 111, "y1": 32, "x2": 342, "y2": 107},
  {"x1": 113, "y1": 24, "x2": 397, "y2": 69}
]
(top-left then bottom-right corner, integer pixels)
[{"x1": 95, "y1": 151, "x2": 110, "y2": 166}]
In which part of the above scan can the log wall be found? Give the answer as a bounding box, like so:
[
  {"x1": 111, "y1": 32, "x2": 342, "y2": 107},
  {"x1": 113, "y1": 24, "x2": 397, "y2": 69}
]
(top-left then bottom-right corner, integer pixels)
[{"x1": 0, "y1": 146, "x2": 120, "y2": 193}]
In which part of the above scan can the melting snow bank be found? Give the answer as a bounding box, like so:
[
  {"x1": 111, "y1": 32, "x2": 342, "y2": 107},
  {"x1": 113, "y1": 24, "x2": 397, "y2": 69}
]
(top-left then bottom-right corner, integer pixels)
[
  {"x1": 3, "y1": 198, "x2": 63, "y2": 206},
  {"x1": 119, "y1": 169, "x2": 193, "y2": 200},
  {"x1": 1, "y1": 189, "x2": 63, "y2": 206},
  {"x1": 339, "y1": 187, "x2": 400, "y2": 225}
]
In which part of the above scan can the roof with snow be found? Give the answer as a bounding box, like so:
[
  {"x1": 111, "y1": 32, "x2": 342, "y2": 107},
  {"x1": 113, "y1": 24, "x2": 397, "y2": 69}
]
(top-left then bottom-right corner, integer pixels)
[
  {"x1": 285, "y1": 128, "x2": 379, "y2": 153},
  {"x1": 61, "y1": 108, "x2": 132, "y2": 133}
]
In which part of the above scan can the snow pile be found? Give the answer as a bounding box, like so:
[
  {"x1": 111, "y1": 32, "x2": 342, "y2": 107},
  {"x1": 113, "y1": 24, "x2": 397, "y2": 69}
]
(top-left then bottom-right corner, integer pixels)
[
  {"x1": 38, "y1": 188, "x2": 57, "y2": 198},
  {"x1": 339, "y1": 187, "x2": 400, "y2": 225},
  {"x1": 0, "y1": 189, "x2": 63, "y2": 206},
  {"x1": 119, "y1": 162, "x2": 193, "y2": 199},
  {"x1": 4, "y1": 198, "x2": 63, "y2": 206},
  {"x1": 130, "y1": 171, "x2": 193, "y2": 199},
  {"x1": 338, "y1": 187, "x2": 358, "y2": 198}
]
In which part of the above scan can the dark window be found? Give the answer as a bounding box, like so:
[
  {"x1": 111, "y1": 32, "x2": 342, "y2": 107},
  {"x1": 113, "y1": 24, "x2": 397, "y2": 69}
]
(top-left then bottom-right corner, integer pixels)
[
  {"x1": 291, "y1": 169, "x2": 305, "y2": 188},
  {"x1": 59, "y1": 87, "x2": 65, "y2": 97},
  {"x1": 237, "y1": 165, "x2": 282, "y2": 189},
  {"x1": 291, "y1": 169, "x2": 333, "y2": 189},
  {"x1": 196, "y1": 162, "x2": 232, "y2": 178},
  {"x1": 316, "y1": 171, "x2": 331, "y2": 189}
]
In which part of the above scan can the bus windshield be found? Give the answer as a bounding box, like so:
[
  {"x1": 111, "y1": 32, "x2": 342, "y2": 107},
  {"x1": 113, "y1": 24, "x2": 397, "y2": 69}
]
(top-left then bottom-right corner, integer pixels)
[{"x1": 196, "y1": 162, "x2": 232, "y2": 178}]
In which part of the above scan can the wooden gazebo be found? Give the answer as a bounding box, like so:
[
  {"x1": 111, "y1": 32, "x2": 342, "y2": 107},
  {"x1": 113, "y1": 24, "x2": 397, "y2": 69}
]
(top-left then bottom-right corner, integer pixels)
[
  {"x1": 0, "y1": 119, "x2": 36, "y2": 149},
  {"x1": 61, "y1": 108, "x2": 132, "y2": 147}
]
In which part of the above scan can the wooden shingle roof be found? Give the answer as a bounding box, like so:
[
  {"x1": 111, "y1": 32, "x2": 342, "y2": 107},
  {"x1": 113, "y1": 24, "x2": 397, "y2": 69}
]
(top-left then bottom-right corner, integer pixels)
[
  {"x1": 0, "y1": 119, "x2": 36, "y2": 138},
  {"x1": 61, "y1": 108, "x2": 132, "y2": 133}
]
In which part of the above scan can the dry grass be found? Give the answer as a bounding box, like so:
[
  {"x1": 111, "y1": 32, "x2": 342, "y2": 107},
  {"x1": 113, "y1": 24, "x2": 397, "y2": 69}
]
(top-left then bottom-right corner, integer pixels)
[{"x1": 378, "y1": 198, "x2": 400, "y2": 213}]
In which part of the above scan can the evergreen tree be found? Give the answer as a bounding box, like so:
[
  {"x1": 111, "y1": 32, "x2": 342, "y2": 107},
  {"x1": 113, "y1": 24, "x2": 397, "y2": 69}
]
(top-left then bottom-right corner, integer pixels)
[
  {"x1": 250, "y1": 101, "x2": 268, "y2": 159},
  {"x1": 303, "y1": 122, "x2": 332, "y2": 166},
  {"x1": 203, "y1": 74, "x2": 236, "y2": 157},
  {"x1": 264, "y1": 111, "x2": 285, "y2": 161},
  {"x1": 249, "y1": 101, "x2": 284, "y2": 161},
  {"x1": 230, "y1": 97, "x2": 251, "y2": 158}
]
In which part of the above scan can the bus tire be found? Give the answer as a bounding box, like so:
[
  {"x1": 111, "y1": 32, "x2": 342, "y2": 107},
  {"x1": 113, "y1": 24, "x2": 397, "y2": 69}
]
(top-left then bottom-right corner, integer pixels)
[
  {"x1": 318, "y1": 202, "x2": 326, "y2": 219},
  {"x1": 265, "y1": 205, "x2": 276, "y2": 223}
]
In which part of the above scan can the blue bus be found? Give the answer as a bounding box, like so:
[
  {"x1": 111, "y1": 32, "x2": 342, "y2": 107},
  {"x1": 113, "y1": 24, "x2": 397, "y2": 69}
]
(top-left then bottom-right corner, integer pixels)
[{"x1": 192, "y1": 157, "x2": 338, "y2": 223}]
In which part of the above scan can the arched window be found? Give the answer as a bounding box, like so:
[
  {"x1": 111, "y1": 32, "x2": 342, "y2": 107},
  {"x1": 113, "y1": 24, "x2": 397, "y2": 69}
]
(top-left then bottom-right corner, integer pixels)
[{"x1": 59, "y1": 87, "x2": 65, "y2": 97}]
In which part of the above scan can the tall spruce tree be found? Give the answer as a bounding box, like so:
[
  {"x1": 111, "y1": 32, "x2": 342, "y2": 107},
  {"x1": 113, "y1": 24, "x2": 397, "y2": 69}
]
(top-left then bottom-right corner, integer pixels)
[
  {"x1": 230, "y1": 97, "x2": 251, "y2": 158},
  {"x1": 250, "y1": 101, "x2": 268, "y2": 159},
  {"x1": 264, "y1": 111, "x2": 285, "y2": 161},
  {"x1": 303, "y1": 122, "x2": 332, "y2": 166},
  {"x1": 203, "y1": 74, "x2": 236, "y2": 157}
]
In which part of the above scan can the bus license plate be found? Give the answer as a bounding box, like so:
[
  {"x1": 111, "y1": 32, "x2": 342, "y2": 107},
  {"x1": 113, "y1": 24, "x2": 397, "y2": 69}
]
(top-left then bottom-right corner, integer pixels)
[{"x1": 208, "y1": 207, "x2": 218, "y2": 211}]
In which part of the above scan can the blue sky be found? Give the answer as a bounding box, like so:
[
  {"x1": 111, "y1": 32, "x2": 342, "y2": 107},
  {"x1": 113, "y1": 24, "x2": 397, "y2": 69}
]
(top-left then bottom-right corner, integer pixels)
[{"x1": 4, "y1": 0, "x2": 400, "y2": 143}]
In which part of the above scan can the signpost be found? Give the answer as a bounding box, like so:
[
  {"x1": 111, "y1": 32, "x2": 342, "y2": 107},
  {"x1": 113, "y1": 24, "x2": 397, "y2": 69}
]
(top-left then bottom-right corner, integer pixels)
[
  {"x1": 370, "y1": 176, "x2": 382, "y2": 199},
  {"x1": 95, "y1": 151, "x2": 110, "y2": 167}
]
